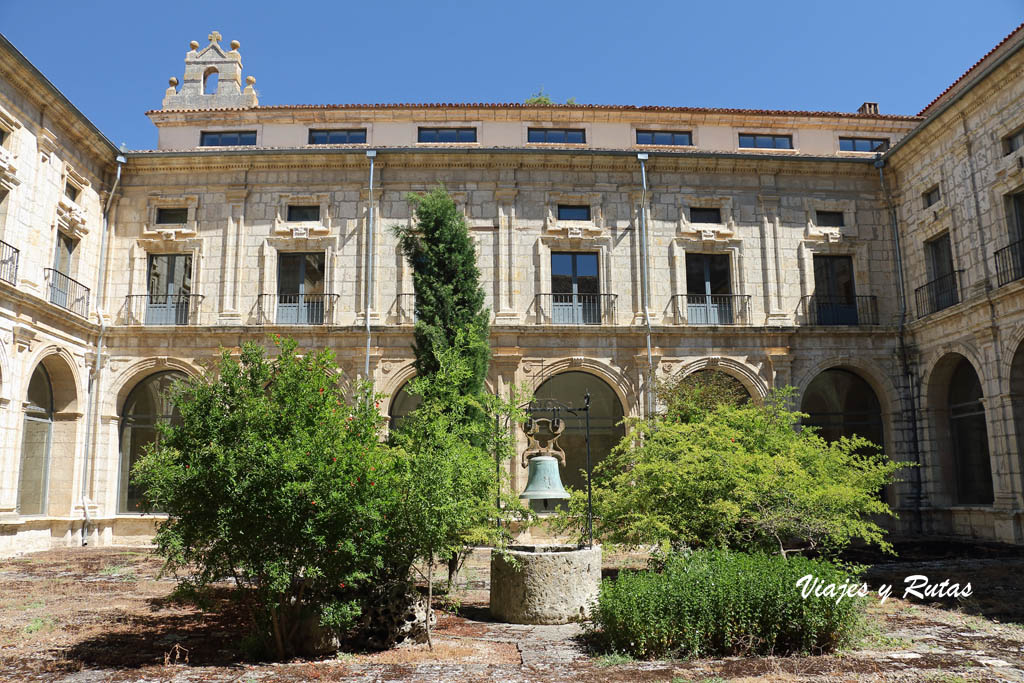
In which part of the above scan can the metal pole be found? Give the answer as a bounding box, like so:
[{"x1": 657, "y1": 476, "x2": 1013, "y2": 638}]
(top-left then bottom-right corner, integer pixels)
[
  {"x1": 584, "y1": 391, "x2": 593, "y2": 549},
  {"x1": 637, "y1": 154, "x2": 654, "y2": 417}
]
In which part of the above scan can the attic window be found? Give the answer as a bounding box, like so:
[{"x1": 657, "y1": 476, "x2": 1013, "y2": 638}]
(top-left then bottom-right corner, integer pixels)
[
  {"x1": 557, "y1": 205, "x2": 591, "y2": 221},
  {"x1": 200, "y1": 131, "x2": 257, "y2": 146},
  {"x1": 156, "y1": 207, "x2": 188, "y2": 224},
  {"x1": 203, "y1": 67, "x2": 219, "y2": 95},
  {"x1": 689, "y1": 207, "x2": 722, "y2": 224},
  {"x1": 816, "y1": 210, "x2": 845, "y2": 227},
  {"x1": 287, "y1": 205, "x2": 320, "y2": 222},
  {"x1": 64, "y1": 181, "x2": 80, "y2": 203}
]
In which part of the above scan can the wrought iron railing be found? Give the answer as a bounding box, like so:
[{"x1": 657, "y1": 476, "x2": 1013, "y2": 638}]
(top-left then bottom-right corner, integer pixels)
[
  {"x1": 671, "y1": 294, "x2": 750, "y2": 325},
  {"x1": 995, "y1": 239, "x2": 1024, "y2": 287},
  {"x1": 257, "y1": 293, "x2": 338, "y2": 325},
  {"x1": 533, "y1": 293, "x2": 617, "y2": 325},
  {"x1": 801, "y1": 295, "x2": 878, "y2": 326},
  {"x1": 44, "y1": 268, "x2": 89, "y2": 317},
  {"x1": 0, "y1": 239, "x2": 18, "y2": 285},
  {"x1": 124, "y1": 294, "x2": 204, "y2": 326},
  {"x1": 914, "y1": 271, "x2": 963, "y2": 319},
  {"x1": 393, "y1": 293, "x2": 417, "y2": 324}
]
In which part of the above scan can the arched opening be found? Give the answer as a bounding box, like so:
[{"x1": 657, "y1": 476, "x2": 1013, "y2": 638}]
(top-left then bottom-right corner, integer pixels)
[
  {"x1": 1011, "y1": 342, "x2": 1024, "y2": 489},
  {"x1": 119, "y1": 371, "x2": 185, "y2": 513},
  {"x1": 531, "y1": 371, "x2": 625, "y2": 508},
  {"x1": 387, "y1": 380, "x2": 421, "y2": 432},
  {"x1": 801, "y1": 368, "x2": 884, "y2": 450},
  {"x1": 947, "y1": 358, "x2": 993, "y2": 505},
  {"x1": 202, "y1": 67, "x2": 219, "y2": 95},
  {"x1": 17, "y1": 365, "x2": 53, "y2": 515}
]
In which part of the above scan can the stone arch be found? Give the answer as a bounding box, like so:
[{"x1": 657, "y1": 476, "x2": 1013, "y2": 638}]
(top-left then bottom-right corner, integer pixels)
[
  {"x1": 106, "y1": 357, "x2": 201, "y2": 419},
  {"x1": 21, "y1": 345, "x2": 82, "y2": 415},
  {"x1": 1008, "y1": 338, "x2": 1024, "y2": 497},
  {"x1": 0, "y1": 336, "x2": 10, "y2": 403},
  {"x1": 202, "y1": 66, "x2": 219, "y2": 94},
  {"x1": 675, "y1": 357, "x2": 769, "y2": 400},
  {"x1": 527, "y1": 358, "x2": 635, "y2": 418},
  {"x1": 793, "y1": 357, "x2": 899, "y2": 420},
  {"x1": 381, "y1": 363, "x2": 418, "y2": 415},
  {"x1": 925, "y1": 352, "x2": 994, "y2": 506},
  {"x1": 1000, "y1": 324, "x2": 1024, "y2": 394}
]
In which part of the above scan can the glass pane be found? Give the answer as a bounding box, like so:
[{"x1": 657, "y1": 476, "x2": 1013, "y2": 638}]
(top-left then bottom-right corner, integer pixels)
[
  {"x1": 418, "y1": 129, "x2": 437, "y2": 142},
  {"x1": 156, "y1": 207, "x2": 188, "y2": 224},
  {"x1": 310, "y1": 131, "x2": 328, "y2": 144},
  {"x1": 437, "y1": 129, "x2": 457, "y2": 143},
  {"x1": 686, "y1": 254, "x2": 708, "y2": 296},
  {"x1": 566, "y1": 130, "x2": 584, "y2": 143},
  {"x1": 776, "y1": 136, "x2": 792, "y2": 149},
  {"x1": 739, "y1": 134, "x2": 755, "y2": 147},
  {"x1": 220, "y1": 133, "x2": 239, "y2": 146},
  {"x1": 350, "y1": 129, "x2": 367, "y2": 143},
  {"x1": 148, "y1": 255, "x2": 170, "y2": 296},
  {"x1": 25, "y1": 366, "x2": 52, "y2": 416},
  {"x1": 54, "y1": 233, "x2": 74, "y2": 274},
  {"x1": 839, "y1": 138, "x2": 854, "y2": 151},
  {"x1": 304, "y1": 253, "x2": 326, "y2": 295},
  {"x1": 287, "y1": 205, "x2": 320, "y2": 222},
  {"x1": 279, "y1": 253, "x2": 303, "y2": 294},
  {"x1": 653, "y1": 132, "x2": 672, "y2": 145},
  {"x1": 174, "y1": 255, "x2": 192, "y2": 297},
  {"x1": 528, "y1": 129, "x2": 544, "y2": 143},
  {"x1": 239, "y1": 132, "x2": 256, "y2": 145},
  {"x1": 558, "y1": 205, "x2": 590, "y2": 221},
  {"x1": 708, "y1": 254, "x2": 731, "y2": 294},
  {"x1": 757, "y1": 135, "x2": 773, "y2": 148},
  {"x1": 676, "y1": 132, "x2": 692, "y2": 145},
  {"x1": 690, "y1": 208, "x2": 721, "y2": 223},
  {"x1": 457, "y1": 129, "x2": 476, "y2": 142},
  {"x1": 636, "y1": 131, "x2": 652, "y2": 144},
  {"x1": 18, "y1": 418, "x2": 50, "y2": 515}
]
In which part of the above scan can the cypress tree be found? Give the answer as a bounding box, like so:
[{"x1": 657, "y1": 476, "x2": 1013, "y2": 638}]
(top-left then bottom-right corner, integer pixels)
[{"x1": 394, "y1": 186, "x2": 490, "y2": 395}]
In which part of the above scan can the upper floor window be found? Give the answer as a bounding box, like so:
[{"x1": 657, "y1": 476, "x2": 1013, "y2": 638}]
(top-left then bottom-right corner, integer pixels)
[
  {"x1": 528, "y1": 128, "x2": 585, "y2": 144},
  {"x1": 287, "y1": 205, "x2": 320, "y2": 222},
  {"x1": 309, "y1": 129, "x2": 367, "y2": 144},
  {"x1": 689, "y1": 207, "x2": 722, "y2": 224},
  {"x1": 557, "y1": 205, "x2": 591, "y2": 221},
  {"x1": 417, "y1": 127, "x2": 476, "y2": 143},
  {"x1": 156, "y1": 207, "x2": 188, "y2": 224},
  {"x1": 816, "y1": 210, "x2": 845, "y2": 227},
  {"x1": 924, "y1": 186, "x2": 941, "y2": 208},
  {"x1": 1004, "y1": 128, "x2": 1024, "y2": 155},
  {"x1": 738, "y1": 133, "x2": 792, "y2": 149},
  {"x1": 636, "y1": 130, "x2": 692, "y2": 146},
  {"x1": 839, "y1": 137, "x2": 889, "y2": 152},
  {"x1": 64, "y1": 181, "x2": 79, "y2": 203},
  {"x1": 199, "y1": 131, "x2": 257, "y2": 146}
]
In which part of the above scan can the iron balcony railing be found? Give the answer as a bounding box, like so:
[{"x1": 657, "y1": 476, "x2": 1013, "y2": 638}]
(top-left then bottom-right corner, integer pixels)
[
  {"x1": 44, "y1": 268, "x2": 89, "y2": 317},
  {"x1": 914, "y1": 271, "x2": 963, "y2": 319},
  {"x1": 125, "y1": 294, "x2": 204, "y2": 326},
  {"x1": 393, "y1": 293, "x2": 418, "y2": 324},
  {"x1": 995, "y1": 239, "x2": 1024, "y2": 287},
  {"x1": 801, "y1": 295, "x2": 878, "y2": 326},
  {"x1": 533, "y1": 293, "x2": 617, "y2": 325},
  {"x1": 257, "y1": 293, "x2": 338, "y2": 325},
  {"x1": 0, "y1": 239, "x2": 18, "y2": 285},
  {"x1": 671, "y1": 294, "x2": 751, "y2": 325}
]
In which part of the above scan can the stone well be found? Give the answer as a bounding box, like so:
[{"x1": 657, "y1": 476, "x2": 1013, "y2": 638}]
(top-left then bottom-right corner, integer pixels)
[{"x1": 490, "y1": 544, "x2": 601, "y2": 624}]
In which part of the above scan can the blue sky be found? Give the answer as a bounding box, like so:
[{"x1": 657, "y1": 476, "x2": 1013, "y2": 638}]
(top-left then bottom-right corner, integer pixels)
[{"x1": 1, "y1": 1, "x2": 1021, "y2": 150}]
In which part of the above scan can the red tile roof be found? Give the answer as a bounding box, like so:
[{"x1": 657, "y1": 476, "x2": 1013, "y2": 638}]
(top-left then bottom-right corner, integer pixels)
[
  {"x1": 918, "y1": 22, "x2": 1024, "y2": 116},
  {"x1": 147, "y1": 102, "x2": 922, "y2": 121}
]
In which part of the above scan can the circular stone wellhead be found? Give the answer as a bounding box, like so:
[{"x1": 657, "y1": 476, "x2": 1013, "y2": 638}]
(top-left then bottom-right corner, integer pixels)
[{"x1": 489, "y1": 545, "x2": 602, "y2": 624}]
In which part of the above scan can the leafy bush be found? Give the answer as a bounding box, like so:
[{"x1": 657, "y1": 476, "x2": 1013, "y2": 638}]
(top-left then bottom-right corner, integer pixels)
[
  {"x1": 133, "y1": 338, "x2": 402, "y2": 659},
  {"x1": 590, "y1": 550, "x2": 864, "y2": 659},
  {"x1": 559, "y1": 388, "x2": 908, "y2": 556}
]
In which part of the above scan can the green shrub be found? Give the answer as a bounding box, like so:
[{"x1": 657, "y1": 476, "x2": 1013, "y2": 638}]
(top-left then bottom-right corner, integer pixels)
[{"x1": 589, "y1": 550, "x2": 864, "y2": 659}]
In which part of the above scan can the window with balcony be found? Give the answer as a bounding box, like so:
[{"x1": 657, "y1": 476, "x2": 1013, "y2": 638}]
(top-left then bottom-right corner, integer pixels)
[
  {"x1": 417, "y1": 127, "x2": 476, "y2": 143},
  {"x1": 815, "y1": 210, "x2": 845, "y2": 227},
  {"x1": 199, "y1": 130, "x2": 257, "y2": 146},
  {"x1": 557, "y1": 204, "x2": 590, "y2": 221},
  {"x1": 141, "y1": 254, "x2": 193, "y2": 325},
  {"x1": 636, "y1": 130, "x2": 692, "y2": 146},
  {"x1": 839, "y1": 137, "x2": 889, "y2": 152},
  {"x1": 738, "y1": 133, "x2": 792, "y2": 149},
  {"x1": 809, "y1": 255, "x2": 867, "y2": 325},
  {"x1": 276, "y1": 252, "x2": 326, "y2": 324},
  {"x1": 685, "y1": 253, "x2": 734, "y2": 324},
  {"x1": 47, "y1": 231, "x2": 88, "y2": 316},
  {"x1": 916, "y1": 232, "x2": 959, "y2": 316},
  {"x1": 308, "y1": 128, "x2": 367, "y2": 144},
  {"x1": 286, "y1": 205, "x2": 320, "y2": 222},
  {"x1": 996, "y1": 190, "x2": 1024, "y2": 286},
  {"x1": 528, "y1": 128, "x2": 585, "y2": 144},
  {"x1": 550, "y1": 252, "x2": 601, "y2": 324}
]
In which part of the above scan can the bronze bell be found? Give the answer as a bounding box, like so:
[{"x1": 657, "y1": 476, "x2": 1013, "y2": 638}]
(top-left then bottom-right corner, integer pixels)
[{"x1": 520, "y1": 455, "x2": 570, "y2": 500}]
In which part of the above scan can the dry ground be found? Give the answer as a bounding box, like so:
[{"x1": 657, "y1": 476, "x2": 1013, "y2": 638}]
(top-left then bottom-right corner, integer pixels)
[{"x1": 0, "y1": 543, "x2": 1022, "y2": 681}]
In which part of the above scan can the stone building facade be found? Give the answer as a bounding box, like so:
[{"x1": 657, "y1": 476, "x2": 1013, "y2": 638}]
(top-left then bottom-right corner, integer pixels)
[{"x1": 1, "y1": 26, "x2": 1023, "y2": 555}]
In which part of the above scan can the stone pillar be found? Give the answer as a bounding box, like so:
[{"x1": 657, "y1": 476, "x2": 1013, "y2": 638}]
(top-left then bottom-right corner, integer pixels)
[
  {"x1": 629, "y1": 189, "x2": 649, "y2": 326},
  {"x1": 759, "y1": 190, "x2": 788, "y2": 326},
  {"x1": 358, "y1": 186, "x2": 383, "y2": 325},
  {"x1": 492, "y1": 351, "x2": 524, "y2": 493},
  {"x1": 987, "y1": 393, "x2": 1024, "y2": 511},
  {"x1": 495, "y1": 188, "x2": 519, "y2": 324},
  {"x1": 218, "y1": 185, "x2": 247, "y2": 324}
]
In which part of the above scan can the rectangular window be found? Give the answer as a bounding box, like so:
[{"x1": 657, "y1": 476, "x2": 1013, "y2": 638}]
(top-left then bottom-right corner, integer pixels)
[
  {"x1": 924, "y1": 186, "x2": 941, "y2": 208},
  {"x1": 277, "y1": 252, "x2": 326, "y2": 324},
  {"x1": 49, "y1": 232, "x2": 77, "y2": 310},
  {"x1": 685, "y1": 253, "x2": 733, "y2": 324},
  {"x1": 64, "y1": 181, "x2": 79, "y2": 203},
  {"x1": 738, "y1": 133, "x2": 793, "y2": 149},
  {"x1": 1011, "y1": 191, "x2": 1024, "y2": 241},
  {"x1": 287, "y1": 205, "x2": 320, "y2": 222},
  {"x1": 1004, "y1": 128, "x2": 1024, "y2": 155},
  {"x1": 528, "y1": 128, "x2": 586, "y2": 144},
  {"x1": 557, "y1": 205, "x2": 591, "y2": 221},
  {"x1": 839, "y1": 137, "x2": 889, "y2": 152},
  {"x1": 811, "y1": 255, "x2": 859, "y2": 325},
  {"x1": 550, "y1": 252, "x2": 600, "y2": 324},
  {"x1": 199, "y1": 131, "x2": 257, "y2": 146},
  {"x1": 417, "y1": 127, "x2": 477, "y2": 143},
  {"x1": 308, "y1": 128, "x2": 367, "y2": 144},
  {"x1": 923, "y1": 232, "x2": 958, "y2": 313},
  {"x1": 156, "y1": 207, "x2": 188, "y2": 224},
  {"x1": 636, "y1": 130, "x2": 692, "y2": 146},
  {"x1": 53, "y1": 232, "x2": 75, "y2": 275},
  {"x1": 816, "y1": 210, "x2": 845, "y2": 227},
  {"x1": 689, "y1": 207, "x2": 721, "y2": 224},
  {"x1": 145, "y1": 254, "x2": 193, "y2": 325}
]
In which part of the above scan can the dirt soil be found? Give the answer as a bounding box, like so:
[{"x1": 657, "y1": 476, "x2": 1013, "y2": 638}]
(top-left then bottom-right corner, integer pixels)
[{"x1": 1, "y1": 542, "x2": 1023, "y2": 681}]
